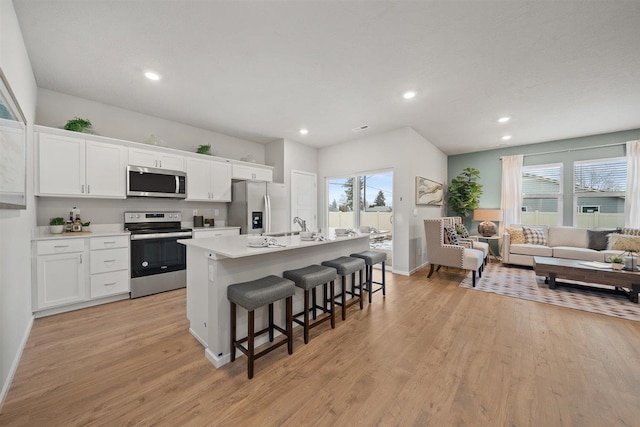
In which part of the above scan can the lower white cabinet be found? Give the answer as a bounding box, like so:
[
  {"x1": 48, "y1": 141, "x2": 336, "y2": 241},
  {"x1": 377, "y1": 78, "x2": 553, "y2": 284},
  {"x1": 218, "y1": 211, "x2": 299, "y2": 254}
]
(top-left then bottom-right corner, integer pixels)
[
  {"x1": 33, "y1": 235, "x2": 130, "y2": 315},
  {"x1": 36, "y1": 251, "x2": 85, "y2": 309}
]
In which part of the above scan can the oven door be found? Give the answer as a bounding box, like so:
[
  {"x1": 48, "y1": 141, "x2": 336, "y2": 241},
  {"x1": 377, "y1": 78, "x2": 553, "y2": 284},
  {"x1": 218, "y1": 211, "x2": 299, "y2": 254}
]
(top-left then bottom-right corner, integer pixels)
[{"x1": 130, "y1": 232, "x2": 192, "y2": 278}]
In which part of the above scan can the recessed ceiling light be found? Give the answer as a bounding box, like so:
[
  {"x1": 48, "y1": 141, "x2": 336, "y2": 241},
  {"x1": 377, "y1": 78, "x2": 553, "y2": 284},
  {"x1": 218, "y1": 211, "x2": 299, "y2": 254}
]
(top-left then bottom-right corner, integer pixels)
[
  {"x1": 498, "y1": 116, "x2": 511, "y2": 123},
  {"x1": 299, "y1": 129, "x2": 308, "y2": 135},
  {"x1": 402, "y1": 91, "x2": 416, "y2": 100},
  {"x1": 144, "y1": 71, "x2": 161, "y2": 81},
  {"x1": 502, "y1": 135, "x2": 512, "y2": 141}
]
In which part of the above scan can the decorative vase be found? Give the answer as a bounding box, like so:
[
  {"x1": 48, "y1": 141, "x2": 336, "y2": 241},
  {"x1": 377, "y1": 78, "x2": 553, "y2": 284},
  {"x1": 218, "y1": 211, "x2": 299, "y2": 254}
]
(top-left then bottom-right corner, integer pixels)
[
  {"x1": 49, "y1": 225, "x2": 64, "y2": 234},
  {"x1": 611, "y1": 262, "x2": 624, "y2": 270}
]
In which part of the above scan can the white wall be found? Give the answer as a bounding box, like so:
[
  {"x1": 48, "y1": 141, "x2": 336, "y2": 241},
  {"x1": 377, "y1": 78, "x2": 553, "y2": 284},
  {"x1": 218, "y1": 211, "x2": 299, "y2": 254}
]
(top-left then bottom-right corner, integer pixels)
[
  {"x1": 36, "y1": 89, "x2": 266, "y2": 163},
  {"x1": 318, "y1": 127, "x2": 447, "y2": 275},
  {"x1": 0, "y1": 0, "x2": 38, "y2": 408}
]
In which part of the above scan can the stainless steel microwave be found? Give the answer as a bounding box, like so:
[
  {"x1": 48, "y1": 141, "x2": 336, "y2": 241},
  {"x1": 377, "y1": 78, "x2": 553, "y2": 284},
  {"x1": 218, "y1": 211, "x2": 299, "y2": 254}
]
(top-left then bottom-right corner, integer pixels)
[{"x1": 127, "y1": 165, "x2": 187, "y2": 198}]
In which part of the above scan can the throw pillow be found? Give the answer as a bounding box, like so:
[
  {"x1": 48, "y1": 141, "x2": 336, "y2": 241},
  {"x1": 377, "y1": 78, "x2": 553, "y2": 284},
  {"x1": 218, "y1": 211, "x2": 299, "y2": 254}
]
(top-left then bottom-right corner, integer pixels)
[
  {"x1": 522, "y1": 226, "x2": 547, "y2": 245},
  {"x1": 443, "y1": 226, "x2": 460, "y2": 245},
  {"x1": 506, "y1": 227, "x2": 525, "y2": 244},
  {"x1": 455, "y1": 224, "x2": 470, "y2": 238},
  {"x1": 621, "y1": 228, "x2": 640, "y2": 236},
  {"x1": 608, "y1": 234, "x2": 640, "y2": 252},
  {"x1": 587, "y1": 229, "x2": 617, "y2": 251}
]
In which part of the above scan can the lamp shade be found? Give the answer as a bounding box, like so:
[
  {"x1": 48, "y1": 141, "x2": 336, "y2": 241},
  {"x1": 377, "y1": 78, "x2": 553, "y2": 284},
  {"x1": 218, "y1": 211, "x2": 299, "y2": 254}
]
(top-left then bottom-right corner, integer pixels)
[
  {"x1": 473, "y1": 209, "x2": 503, "y2": 237},
  {"x1": 473, "y1": 209, "x2": 504, "y2": 222}
]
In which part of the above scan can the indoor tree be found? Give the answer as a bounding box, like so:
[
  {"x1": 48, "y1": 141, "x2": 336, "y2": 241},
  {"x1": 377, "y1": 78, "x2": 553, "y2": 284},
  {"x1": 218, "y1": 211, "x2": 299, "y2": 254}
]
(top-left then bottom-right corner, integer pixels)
[{"x1": 447, "y1": 167, "x2": 483, "y2": 218}]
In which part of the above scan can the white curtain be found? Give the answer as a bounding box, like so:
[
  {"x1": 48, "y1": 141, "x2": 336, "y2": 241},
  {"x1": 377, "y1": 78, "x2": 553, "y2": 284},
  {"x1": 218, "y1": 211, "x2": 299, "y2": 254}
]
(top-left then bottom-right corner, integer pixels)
[
  {"x1": 500, "y1": 154, "x2": 524, "y2": 233},
  {"x1": 625, "y1": 140, "x2": 640, "y2": 228}
]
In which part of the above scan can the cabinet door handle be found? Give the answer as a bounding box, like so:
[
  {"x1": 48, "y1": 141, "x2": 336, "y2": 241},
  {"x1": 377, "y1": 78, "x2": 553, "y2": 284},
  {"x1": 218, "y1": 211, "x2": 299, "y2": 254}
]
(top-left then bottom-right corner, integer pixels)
[
  {"x1": 54, "y1": 245, "x2": 69, "y2": 248},
  {"x1": 81, "y1": 184, "x2": 85, "y2": 193},
  {"x1": 103, "y1": 259, "x2": 116, "y2": 263},
  {"x1": 80, "y1": 254, "x2": 83, "y2": 264},
  {"x1": 104, "y1": 241, "x2": 116, "y2": 246},
  {"x1": 159, "y1": 160, "x2": 162, "y2": 168},
  {"x1": 104, "y1": 282, "x2": 117, "y2": 286},
  {"x1": 87, "y1": 185, "x2": 90, "y2": 194}
]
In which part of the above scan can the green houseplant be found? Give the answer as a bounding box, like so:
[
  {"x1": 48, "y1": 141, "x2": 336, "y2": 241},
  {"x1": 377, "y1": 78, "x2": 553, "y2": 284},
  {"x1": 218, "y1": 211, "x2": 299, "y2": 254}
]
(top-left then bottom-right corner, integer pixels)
[
  {"x1": 196, "y1": 144, "x2": 211, "y2": 155},
  {"x1": 447, "y1": 167, "x2": 483, "y2": 218},
  {"x1": 609, "y1": 254, "x2": 625, "y2": 270},
  {"x1": 64, "y1": 117, "x2": 93, "y2": 133},
  {"x1": 49, "y1": 217, "x2": 65, "y2": 234}
]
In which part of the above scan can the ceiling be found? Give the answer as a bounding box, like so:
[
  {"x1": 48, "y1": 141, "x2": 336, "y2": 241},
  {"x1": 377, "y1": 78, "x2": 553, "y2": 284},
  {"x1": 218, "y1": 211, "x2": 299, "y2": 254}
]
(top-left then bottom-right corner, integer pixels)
[{"x1": 13, "y1": 1, "x2": 640, "y2": 155}]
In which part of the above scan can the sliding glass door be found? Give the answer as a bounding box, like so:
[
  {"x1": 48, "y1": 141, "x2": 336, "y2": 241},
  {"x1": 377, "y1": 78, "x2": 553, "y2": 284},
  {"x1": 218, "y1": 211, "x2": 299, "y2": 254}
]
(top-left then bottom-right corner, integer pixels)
[{"x1": 327, "y1": 171, "x2": 393, "y2": 268}]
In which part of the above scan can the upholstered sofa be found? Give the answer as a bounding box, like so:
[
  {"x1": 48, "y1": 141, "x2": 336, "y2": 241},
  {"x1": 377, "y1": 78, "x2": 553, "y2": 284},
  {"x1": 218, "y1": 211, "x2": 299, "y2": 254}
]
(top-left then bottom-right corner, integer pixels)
[{"x1": 502, "y1": 225, "x2": 640, "y2": 267}]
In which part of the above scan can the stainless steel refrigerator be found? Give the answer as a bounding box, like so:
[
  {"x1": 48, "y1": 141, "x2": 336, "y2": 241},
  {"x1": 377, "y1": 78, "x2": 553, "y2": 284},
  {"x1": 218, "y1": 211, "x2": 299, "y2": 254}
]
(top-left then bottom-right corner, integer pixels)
[{"x1": 229, "y1": 181, "x2": 289, "y2": 234}]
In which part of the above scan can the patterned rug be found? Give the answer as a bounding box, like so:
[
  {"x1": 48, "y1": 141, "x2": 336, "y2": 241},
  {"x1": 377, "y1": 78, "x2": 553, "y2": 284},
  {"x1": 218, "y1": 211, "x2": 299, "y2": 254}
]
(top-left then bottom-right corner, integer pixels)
[{"x1": 460, "y1": 262, "x2": 640, "y2": 322}]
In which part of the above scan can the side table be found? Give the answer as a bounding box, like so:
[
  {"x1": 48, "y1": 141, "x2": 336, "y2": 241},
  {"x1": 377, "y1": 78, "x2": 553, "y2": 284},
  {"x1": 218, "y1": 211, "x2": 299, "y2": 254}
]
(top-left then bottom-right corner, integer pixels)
[{"x1": 475, "y1": 235, "x2": 502, "y2": 261}]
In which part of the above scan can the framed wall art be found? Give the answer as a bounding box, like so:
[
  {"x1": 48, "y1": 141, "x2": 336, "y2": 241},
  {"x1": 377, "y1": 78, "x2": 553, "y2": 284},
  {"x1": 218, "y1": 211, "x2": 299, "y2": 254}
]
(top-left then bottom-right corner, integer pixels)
[
  {"x1": 415, "y1": 176, "x2": 443, "y2": 206},
  {"x1": 0, "y1": 67, "x2": 27, "y2": 209}
]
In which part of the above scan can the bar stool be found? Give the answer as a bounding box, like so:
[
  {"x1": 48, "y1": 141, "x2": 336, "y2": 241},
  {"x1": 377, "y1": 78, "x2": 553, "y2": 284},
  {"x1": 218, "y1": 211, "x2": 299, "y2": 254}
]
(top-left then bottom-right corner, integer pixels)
[
  {"x1": 283, "y1": 265, "x2": 337, "y2": 344},
  {"x1": 321, "y1": 256, "x2": 365, "y2": 320},
  {"x1": 228, "y1": 275, "x2": 295, "y2": 379},
  {"x1": 350, "y1": 250, "x2": 387, "y2": 303}
]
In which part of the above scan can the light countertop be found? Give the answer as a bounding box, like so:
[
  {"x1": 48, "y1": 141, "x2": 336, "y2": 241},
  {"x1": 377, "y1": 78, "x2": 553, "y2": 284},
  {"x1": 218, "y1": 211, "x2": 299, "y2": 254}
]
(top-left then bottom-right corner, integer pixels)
[
  {"x1": 32, "y1": 224, "x2": 129, "y2": 240},
  {"x1": 179, "y1": 233, "x2": 369, "y2": 259}
]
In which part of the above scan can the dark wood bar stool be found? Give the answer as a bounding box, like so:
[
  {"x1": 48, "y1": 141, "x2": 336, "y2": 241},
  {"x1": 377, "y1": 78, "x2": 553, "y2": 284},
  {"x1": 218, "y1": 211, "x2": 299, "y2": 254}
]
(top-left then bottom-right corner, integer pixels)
[
  {"x1": 283, "y1": 265, "x2": 337, "y2": 344},
  {"x1": 321, "y1": 256, "x2": 365, "y2": 320},
  {"x1": 228, "y1": 275, "x2": 295, "y2": 379},
  {"x1": 350, "y1": 250, "x2": 387, "y2": 303}
]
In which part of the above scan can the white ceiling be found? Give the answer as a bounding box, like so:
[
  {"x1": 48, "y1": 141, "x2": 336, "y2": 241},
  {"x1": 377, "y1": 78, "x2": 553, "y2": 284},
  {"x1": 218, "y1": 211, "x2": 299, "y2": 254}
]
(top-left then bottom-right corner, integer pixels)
[{"x1": 13, "y1": 1, "x2": 640, "y2": 155}]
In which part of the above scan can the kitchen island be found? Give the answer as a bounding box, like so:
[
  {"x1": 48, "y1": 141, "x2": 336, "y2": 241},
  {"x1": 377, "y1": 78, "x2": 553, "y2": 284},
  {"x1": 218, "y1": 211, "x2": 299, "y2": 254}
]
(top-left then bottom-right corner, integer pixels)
[{"x1": 178, "y1": 233, "x2": 369, "y2": 368}]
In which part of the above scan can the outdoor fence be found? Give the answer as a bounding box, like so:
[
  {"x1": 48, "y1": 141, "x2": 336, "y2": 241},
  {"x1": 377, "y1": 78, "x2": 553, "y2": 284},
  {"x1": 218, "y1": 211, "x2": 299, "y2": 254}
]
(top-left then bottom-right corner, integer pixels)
[
  {"x1": 328, "y1": 211, "x2": 393, "y2": 232},
  {"x1": 521, "y1": 212, "x2": 625, "y2": 228}
]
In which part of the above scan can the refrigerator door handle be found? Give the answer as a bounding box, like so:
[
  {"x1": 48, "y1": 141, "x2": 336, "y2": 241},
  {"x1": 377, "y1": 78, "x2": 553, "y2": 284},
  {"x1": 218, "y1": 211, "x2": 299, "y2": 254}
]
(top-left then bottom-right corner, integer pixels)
[{"x1": 264, "y1": 195, "x2": 271, "y2": 233}]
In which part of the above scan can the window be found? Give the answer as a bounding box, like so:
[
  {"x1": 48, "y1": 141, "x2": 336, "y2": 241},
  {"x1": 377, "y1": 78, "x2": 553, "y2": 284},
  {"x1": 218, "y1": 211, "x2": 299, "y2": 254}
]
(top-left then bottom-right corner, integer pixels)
[
  {"x1": 574, "y1": 157, "x2": 626, "y2": 228},
  {"x1": 522, "y1": 163, "x2": 563, "y2": 226}
]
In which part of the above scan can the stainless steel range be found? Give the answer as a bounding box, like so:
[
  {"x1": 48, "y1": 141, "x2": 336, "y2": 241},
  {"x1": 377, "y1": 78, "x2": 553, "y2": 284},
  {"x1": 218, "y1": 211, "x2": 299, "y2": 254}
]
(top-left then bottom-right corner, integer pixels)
[{"x1": 125, "y1": 211, "x2": 192, "y2": 298}]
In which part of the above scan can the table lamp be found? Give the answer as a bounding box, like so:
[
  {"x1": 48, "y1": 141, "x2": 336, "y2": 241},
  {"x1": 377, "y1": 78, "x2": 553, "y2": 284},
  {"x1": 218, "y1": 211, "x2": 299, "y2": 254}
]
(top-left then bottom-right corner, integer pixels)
[{"x1": 473, "y1": 209, "x2": 503, "y2": 237}]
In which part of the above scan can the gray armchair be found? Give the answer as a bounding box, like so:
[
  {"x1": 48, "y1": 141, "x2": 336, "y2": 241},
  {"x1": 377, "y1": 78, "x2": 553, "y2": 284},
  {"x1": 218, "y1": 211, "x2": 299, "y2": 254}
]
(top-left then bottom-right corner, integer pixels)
[{"x1": 424, "y1": 218, "x2": 484, "y2": 286}]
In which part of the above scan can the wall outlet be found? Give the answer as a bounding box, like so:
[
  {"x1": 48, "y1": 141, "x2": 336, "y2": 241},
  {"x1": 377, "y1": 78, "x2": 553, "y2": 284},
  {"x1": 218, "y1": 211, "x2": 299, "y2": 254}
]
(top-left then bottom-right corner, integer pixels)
[{"x1": 193, "y1": 209, "x2": 198, "y2": 216}]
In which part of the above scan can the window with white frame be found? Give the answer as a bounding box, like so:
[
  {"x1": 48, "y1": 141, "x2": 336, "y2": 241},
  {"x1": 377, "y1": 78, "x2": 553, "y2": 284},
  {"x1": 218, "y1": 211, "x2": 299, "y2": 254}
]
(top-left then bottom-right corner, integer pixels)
[
  {"x1": 522, "y1": 163, "x2": 563, "y2": 226},
  {"x1": 574, "y1": 157, "x2": 626, "y2": 228}
]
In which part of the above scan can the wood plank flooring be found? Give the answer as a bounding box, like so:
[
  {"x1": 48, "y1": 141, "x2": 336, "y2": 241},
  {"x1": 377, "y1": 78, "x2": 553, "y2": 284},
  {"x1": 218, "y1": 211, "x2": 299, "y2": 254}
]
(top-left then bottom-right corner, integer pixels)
[{"x1": 2, "y1": 265, "x2": 640, "y2": 426}]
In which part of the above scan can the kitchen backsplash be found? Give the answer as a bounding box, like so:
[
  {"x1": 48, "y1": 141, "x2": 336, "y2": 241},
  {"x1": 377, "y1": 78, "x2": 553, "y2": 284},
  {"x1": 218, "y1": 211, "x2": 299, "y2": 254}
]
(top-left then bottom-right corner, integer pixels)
[{"x1": 36, "y1": 197, "x2": 228, "y2": 226}]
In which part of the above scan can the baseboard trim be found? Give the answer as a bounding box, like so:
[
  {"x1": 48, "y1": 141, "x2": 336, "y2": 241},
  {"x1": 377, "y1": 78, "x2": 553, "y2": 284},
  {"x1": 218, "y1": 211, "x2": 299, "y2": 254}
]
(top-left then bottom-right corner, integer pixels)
[
  {"x1": 0, "y1": 314, "x2": 34, "y2": 411},
  {"x1": 408, "y1": 261, "x2": 428, "y2": 276}
]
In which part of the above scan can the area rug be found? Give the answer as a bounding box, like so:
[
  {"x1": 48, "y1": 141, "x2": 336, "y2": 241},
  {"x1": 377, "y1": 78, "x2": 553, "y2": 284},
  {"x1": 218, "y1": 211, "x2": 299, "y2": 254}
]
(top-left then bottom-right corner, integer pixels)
[{"x1": 459, "y1": 263, "x2": 640, "y2": 322}]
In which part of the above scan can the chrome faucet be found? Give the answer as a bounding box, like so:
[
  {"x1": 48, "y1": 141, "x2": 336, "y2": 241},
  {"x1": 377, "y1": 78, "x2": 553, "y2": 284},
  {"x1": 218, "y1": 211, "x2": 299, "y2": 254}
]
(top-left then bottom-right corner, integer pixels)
[{"x1": 293, "y1": 216, "x2": 307, "y2": 232}]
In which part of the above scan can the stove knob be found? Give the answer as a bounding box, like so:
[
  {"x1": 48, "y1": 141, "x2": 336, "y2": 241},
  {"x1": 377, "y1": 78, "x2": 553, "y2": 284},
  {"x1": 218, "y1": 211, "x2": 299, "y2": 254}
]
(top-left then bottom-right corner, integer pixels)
[{"x1": 135, "y1": 214, "x2": 140, "y2": 219}]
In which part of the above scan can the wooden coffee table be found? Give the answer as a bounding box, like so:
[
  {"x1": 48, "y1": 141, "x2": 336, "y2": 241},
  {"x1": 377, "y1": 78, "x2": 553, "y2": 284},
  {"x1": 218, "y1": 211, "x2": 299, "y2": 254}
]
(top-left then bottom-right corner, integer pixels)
[{"x1": 533, "y1": 256, "x2": 640, "y2": 303}]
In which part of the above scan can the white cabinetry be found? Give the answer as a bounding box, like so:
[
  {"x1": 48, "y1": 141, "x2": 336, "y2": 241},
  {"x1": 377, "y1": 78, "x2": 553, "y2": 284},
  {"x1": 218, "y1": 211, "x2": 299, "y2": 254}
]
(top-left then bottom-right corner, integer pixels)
[
  {"x1": 35, "y1": 239, "x2": 86, "y2": 309},
  {"x1": 186, "y1": 158, "x2": 232, "y2": 202},
  {"x1": 232, "y1": 164, "x2": 273, "y2": 182},
  {"x1": 33, "y1": 235, "x2": 131, "y2": 316},
  {"x1": 89, "y1": 236, "x2": 129, "y2": 299},
  {"x1": 129, "y1": 148, "x2": 184, "y2": 171},
  {"x1": 37, "y1": 133, "x2": 127, "y2": 198}
]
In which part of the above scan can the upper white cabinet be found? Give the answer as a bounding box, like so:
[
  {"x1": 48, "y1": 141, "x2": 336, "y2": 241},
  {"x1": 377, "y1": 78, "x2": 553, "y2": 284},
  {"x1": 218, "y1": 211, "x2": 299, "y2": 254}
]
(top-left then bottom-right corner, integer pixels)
[
  {"x1": 129, "y1": 148, "x2": 184, "y2": 171},
  {"x1": 186, "y1": 158, "x2": 232, "y2": 202},
  {"x1": 37, "y1": 133, "x2": 127, "y2": 198},
  {"x1": 232, "y1": 164, "x2": 273, "y2": 182}
]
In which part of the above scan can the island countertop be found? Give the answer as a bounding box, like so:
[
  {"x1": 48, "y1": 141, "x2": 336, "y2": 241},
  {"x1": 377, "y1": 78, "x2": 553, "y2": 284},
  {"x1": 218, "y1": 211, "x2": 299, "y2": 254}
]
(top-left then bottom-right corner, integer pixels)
[
  {"x1": 180, "y1": 232, "x2": 370, "y2": 368},
  {"x1": 178, "y1": 233, "x2": 369, "y2": 259}
]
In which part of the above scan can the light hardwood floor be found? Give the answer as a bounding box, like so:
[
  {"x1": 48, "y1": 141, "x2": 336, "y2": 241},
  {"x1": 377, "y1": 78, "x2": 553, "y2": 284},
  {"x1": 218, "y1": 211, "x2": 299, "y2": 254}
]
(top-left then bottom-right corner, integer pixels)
[{"x1": 2, "y1": 266, "x2": 640, "y2": 426}]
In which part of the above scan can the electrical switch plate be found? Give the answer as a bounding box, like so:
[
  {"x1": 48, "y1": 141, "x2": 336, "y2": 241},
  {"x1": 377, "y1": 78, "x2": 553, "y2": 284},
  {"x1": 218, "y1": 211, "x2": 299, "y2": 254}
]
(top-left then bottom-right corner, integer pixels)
[{"x1": 193, "y1": 209, "x2": 198, "y2": 216}]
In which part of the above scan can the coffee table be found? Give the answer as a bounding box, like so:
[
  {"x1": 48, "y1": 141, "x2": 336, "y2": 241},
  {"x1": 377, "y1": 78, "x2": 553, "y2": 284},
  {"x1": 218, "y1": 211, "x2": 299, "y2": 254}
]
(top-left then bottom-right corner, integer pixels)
[{"x1": 533, "y1": 256, "x2": 640, "y2": 303}]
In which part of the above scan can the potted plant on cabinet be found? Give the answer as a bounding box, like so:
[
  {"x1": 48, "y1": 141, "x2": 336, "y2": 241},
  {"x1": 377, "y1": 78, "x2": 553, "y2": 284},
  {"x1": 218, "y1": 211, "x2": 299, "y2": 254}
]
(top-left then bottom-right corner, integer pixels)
[
  {"x1": 49, "y1": 217, "x2": 65, "y2": 234},
  {"x1": 447, "y1": 167, "x2": 483, "y2": 219}
]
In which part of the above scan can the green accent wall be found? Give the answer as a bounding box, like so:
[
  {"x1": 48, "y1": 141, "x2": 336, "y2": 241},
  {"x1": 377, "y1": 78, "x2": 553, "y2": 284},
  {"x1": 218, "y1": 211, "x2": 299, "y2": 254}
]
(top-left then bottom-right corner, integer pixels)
[{"x1": 448, "y1": 128, "x2": 640, "y2": 226}]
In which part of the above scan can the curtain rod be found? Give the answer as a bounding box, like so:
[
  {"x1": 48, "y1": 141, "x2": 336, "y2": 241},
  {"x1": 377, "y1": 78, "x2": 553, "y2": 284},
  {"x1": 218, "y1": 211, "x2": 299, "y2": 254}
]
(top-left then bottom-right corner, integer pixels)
[{"x1": 500, "y1": 142, "x2": 625, "y2": 160}]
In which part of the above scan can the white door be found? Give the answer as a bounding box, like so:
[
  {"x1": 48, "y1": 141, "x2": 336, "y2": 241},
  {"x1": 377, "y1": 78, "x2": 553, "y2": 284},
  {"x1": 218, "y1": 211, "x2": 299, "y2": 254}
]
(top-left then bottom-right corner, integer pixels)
[
  {"x1": 38, "y1": 133, "x2": 85, "y2": 196},
  {"x1": 291, "y1": 170, "x2": 317, "y2": 232},
  {"x1": 85, "y1": 141, "x2": 126, "y2": 198}
]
